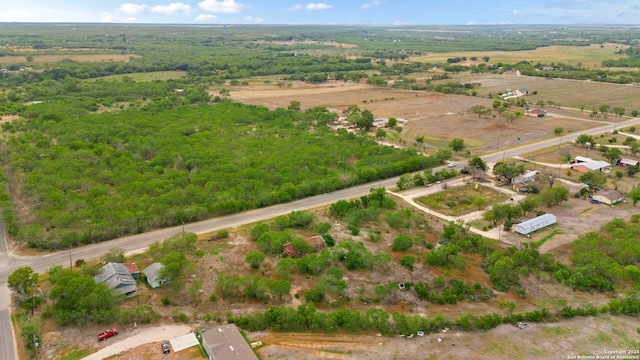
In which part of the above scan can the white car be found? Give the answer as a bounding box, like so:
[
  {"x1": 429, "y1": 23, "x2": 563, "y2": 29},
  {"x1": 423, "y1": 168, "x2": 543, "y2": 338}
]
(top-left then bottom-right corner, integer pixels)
[{"x1": 448, "y1": 162, "x2": 457, "y2": 168}]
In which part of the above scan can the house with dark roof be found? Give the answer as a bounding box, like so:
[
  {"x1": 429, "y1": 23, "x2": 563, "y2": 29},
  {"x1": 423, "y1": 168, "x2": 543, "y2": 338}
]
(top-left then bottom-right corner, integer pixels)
[
  {"x1": 94, "y1": 262, "x2": 138, "y2": 298},
  {"x1": 526, "y1": 108, "x2": 546, "y2": 117},
  {"x1": 142, "y1": 262, "x2": 168, "y2": 288},
  {"x1": 201, "y1": 324, "x2": 258, "y2": 360}
]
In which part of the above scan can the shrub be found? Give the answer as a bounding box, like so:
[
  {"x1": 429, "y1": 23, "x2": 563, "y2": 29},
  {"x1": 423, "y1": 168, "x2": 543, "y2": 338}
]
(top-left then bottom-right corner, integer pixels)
[
  {"x1": 392, "y1": 234, "x2": 413, "y2": 252},
  {"x1": 400, "y1": 255, "x2": 416, "y2": 270}
]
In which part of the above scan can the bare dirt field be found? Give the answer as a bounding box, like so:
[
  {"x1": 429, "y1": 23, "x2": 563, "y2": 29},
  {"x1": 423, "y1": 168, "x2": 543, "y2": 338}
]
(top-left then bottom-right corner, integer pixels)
[
  {"x1": 252, "y1": 315, "x2": 640, "y2": 360},
  {"x1": 228, "y1": 81, "x2": 603, "y2": 155},
  {"x1": 459, "y1": 73, "x2": 640, "y2": 111},
  {"x1": 0, "y1": 54, "x2": 140, "y2": 65}
]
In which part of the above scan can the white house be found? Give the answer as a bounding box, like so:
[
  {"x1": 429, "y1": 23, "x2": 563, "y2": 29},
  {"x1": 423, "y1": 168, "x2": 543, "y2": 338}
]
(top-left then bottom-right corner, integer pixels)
[{"x1": 515, "y1": 214, "x2": 557, "y2": 236}]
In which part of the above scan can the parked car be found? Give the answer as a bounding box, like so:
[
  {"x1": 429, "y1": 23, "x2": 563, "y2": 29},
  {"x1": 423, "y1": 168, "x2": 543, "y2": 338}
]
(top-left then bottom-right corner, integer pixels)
[
  {"x1": 161, "y1": 341, "x2": 171, "y2": 354},
  {"x1": 448, "y1": 162, "x2": 457, "y2": 168},
  {"x1": 590, "y1": 199, "x2": 600, "y2": 204},
  {"x1": 98, "y1": 328, "x2": 118, "y2": 341}
]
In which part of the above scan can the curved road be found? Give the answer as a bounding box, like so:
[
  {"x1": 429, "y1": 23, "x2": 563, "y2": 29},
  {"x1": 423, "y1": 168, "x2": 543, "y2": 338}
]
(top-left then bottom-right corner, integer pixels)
[{"x1": 1, "y1": 116, "x2": 639, "y2": 360}]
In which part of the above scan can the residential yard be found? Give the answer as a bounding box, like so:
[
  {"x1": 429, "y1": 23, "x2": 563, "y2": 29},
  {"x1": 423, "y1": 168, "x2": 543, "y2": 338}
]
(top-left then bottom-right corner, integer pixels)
[{"x1": 415, "y1": 183, "x2": 510, "y2": 216}]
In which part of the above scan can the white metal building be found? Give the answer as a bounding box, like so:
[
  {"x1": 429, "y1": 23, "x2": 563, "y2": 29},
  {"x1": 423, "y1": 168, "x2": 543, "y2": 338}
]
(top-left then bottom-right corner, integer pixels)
[{"x1": 515, "y1": 214, "x2": 557, "y2": 236}]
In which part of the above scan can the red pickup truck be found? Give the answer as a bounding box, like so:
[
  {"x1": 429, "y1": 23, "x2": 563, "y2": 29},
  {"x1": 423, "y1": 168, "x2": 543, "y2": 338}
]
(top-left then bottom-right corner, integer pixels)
[{"x1": 98, "y1": 328, "x2": 119, "y2": 341}]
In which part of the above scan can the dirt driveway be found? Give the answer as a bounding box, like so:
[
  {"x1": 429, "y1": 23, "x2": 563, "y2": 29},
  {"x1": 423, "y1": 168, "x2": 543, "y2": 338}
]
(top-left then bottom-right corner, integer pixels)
[{"x1": 80, "y1": 325, "x2": 192, "y2": 360}]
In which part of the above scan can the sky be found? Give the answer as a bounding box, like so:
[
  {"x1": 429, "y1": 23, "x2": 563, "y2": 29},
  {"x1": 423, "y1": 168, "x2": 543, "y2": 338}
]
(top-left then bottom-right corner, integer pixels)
[{"x1": 0, "y1": 0, "x2": 639, "y2": 25}]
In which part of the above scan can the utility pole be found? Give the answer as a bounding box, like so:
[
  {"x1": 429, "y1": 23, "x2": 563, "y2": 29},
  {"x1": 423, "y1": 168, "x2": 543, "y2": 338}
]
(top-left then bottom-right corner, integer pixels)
[{"x1": 69, "y1": 250, "x2": 72, "y2": 269}]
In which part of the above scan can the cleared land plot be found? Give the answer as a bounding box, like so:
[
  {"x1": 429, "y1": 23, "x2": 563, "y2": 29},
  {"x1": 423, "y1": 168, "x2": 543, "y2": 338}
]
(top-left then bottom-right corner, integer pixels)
[
  {"x1": 0, "y1": 53, "x2": 140, "y2": 65},
  {"x1": 412, "y1": 43, "x2": 627, "y2": 68},
  {"x1": 459, "y1": 73, "x2": 640, "y2": 111},
  {"x1": 86, "y1": 71, "x2": 187, "y2": 82},
  {"x1": 415, "y1": 183, "x2": 510, "y2": 216},
  {"x1": 229, "y1": 81, "x2": 602, "y2": 154},
  {"x1": 253, "y1": 315, "x2": 640, "y2": 360}
]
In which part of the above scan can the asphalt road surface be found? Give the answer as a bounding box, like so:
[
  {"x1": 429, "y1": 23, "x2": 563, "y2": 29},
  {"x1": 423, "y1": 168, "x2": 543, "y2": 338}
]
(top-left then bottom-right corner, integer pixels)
[{"x1": 0, "y1": 116, "x2": 638, "y2": 360}]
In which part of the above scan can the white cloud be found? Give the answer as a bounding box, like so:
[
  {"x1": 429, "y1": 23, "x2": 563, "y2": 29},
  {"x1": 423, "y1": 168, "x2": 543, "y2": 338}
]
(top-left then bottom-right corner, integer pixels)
[
  {"x1": 120, "y1": 3, "x2": 147, "y2": 15},
  {"x1": 512, "y1": 9, "x2": 524, "y2": 18},
  {"x1": 100, "y1": 13, "x2": 137, "y2": 23},
  {"x1": 151, "y1": 2, "x2": 193, "y2": 15},
  {"x1": 198, "y1": 0, "x2": 246, "y2": 13},
  {"x1": 289, "y1": 4, "x2": 303, "y2": 11},
  {"x1": 361, "y1": 0, "x2": 381, "y2": 9},
  {"x1": 306, "y1": 3, "x2": 333, "y2": 10},
  {"x1": 244, "y1": 16, "x2": 264, "y2": 23},
  {"x1": 393, "y1": 20, "x2": 409, "y2": 25},
  {"x1": 195, "y1": 14, "x2": 217, "y2": 21}
]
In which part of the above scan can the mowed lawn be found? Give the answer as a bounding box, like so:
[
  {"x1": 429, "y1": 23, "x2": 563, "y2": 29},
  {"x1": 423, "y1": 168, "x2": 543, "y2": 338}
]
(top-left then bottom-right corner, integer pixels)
[{"x1": 85, "y1": 70, "x2": 187, "y2": 82}]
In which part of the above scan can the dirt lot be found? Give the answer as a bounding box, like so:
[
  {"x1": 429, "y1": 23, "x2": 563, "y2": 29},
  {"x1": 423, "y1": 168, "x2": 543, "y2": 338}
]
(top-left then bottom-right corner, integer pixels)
[
  {"x1": 228, "y1": 80, "x2": 602, "y2": 155},
  {"x1": 252, "y1": 314, "x2": 640, "y2": 360},
  {"x1": 0, "y1": 54, "x2": 140, "y2": 65}
]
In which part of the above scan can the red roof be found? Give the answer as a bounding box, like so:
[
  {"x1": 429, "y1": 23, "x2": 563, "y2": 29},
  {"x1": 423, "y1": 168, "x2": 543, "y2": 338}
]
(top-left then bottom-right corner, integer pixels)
[{"x1": 126, "y1": 263, "x2": 140, "y2": 274}]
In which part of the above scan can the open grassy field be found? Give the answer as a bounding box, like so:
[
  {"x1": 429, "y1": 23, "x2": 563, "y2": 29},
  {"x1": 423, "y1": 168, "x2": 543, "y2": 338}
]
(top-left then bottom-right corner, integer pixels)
[
  {"x1": 86, "y1": 71, "x2": 187, "y2": 82},
  {"x1": 412, "y1": 43, "x2": 628, "y2": 68}
]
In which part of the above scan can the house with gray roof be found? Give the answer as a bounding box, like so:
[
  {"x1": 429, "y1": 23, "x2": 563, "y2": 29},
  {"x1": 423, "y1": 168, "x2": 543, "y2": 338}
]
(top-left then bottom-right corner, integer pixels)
[
  {"x1": 94, "y1": 262, "x2": 138, "y2": 298},
  {"x1": 143, "y1": 262, "x2": 168, "y2": 288}
]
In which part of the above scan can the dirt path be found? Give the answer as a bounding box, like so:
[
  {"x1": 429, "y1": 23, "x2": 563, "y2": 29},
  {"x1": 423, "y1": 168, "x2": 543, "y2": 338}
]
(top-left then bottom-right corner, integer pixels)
[{"x1": 80, "y1": 325, "x2": 192, "y2": 360}]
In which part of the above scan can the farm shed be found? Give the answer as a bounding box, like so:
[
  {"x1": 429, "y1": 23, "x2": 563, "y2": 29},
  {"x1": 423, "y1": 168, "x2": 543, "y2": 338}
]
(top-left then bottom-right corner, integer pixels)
[
  {"x1": 592, "y1": 189, "x2": 624, "y2": 205},
  {"x1": 515, "y1": 214, "x2": 557, "y2": 236},
  {"x1": 142, "y1": 262, "x2": 168, "y2": 288},
  {"x1": 618, "y1": 158, "x2": 639, "y2": 167}
]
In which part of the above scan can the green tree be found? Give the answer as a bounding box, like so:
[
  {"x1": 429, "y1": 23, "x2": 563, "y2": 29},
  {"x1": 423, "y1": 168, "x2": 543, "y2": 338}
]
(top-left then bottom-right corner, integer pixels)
[
  {"x1": 604, "y1": 147, "x2": 623, "y2": 164},
  {"x1": 575, "y1": 134, "x2": 594, "y2": 147},
  {"x1": 449, "y1": 138, "x2": 466, "y2": 152},
  {"x1": 392, "y1": 234, "x2": 413, "y2": 252},
  {"x1": 578, "y1": 172, "x2": 607, "y2": 192},
  {"x1": 400, "y1": 255, "x2": 416, "y2": 270},
  {"x1": 387, "y1": 117, "x2": 397, "y2": 127},
  {"x1": 554, "y1": 127, "x2": 563, "y2": 135},
  {"x1": 8, "y1": 267, "x2": 38, "y2": 302},
  {"x1": 356, "y1": 109, "x2": 374, "y2": 131},
  {"x1": 375, "y1": 128, "x2": 386, "y2": 138},
  {"x1": 629, "y1": 188, "x2": 640, "y2": 206},
  {"x1": 102, "y1": 248, "x2": 126, "y2": 263},
  {"x1": 270, "y1": 279, "x2": 291, "y2": 301},
  {"x1": 599, "y1": 104, "x2": 611, "y2": 115},
  {"x1": 493, "y1": 162, "x2": 526, "y2": 182},
  {"x1": 49, "y1": 270, "x2": 122, "y2": 325},
  {"x1": 288, "y1": 100, "x2": 301, "y2": 112},
  {"x1": 468, "y1": 156, "x2": 487, "y2": 170},
  {"x1": 628, "y1": 166, "x2": 639, "y2": 177},
  {"x1": 539, "y1": 186, "x2": 569, "y2": 207},
  {"x1": 245, "y1": 250, "x2": 266, "y2": 269}
]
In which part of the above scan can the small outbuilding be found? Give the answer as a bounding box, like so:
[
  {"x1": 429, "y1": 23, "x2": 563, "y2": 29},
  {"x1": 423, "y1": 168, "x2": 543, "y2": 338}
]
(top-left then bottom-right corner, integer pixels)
[
  {"x1": 591, "y1": 189, "x2": 624, "y2": 205},
  {"x1": 515, "y1": 214, "x2": 557, "y2": 236},
  {"x1": 142, "y1": 262, "x2": 168, "y2": 288}
]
